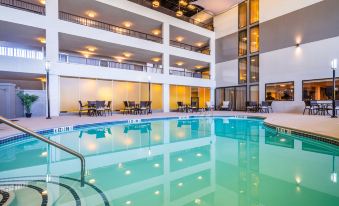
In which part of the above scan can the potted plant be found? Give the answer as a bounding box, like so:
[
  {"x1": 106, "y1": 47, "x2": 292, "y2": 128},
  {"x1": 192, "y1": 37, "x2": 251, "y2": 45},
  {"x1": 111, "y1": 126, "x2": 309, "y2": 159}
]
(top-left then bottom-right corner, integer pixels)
[{"x1": 17, "y1": 91, "x2": 39, "y2": 118}]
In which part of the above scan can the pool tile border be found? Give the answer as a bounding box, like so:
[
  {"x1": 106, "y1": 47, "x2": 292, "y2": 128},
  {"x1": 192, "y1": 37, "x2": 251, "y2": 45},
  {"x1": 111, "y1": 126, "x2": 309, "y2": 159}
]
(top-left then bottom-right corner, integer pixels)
[{"x1": 0, "y1": 115, "x2": 337, "y2": 147}]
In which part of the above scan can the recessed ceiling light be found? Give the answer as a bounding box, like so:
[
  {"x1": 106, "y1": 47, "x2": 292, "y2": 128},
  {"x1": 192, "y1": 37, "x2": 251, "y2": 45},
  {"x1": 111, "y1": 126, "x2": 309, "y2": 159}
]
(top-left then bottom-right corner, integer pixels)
[
  {"x1": 114, "y1": 56, "x2": 126, "y2": 63},
  {"x1": 86, "y1": 46, "x2": 97, "y2": 52},
  {"x1": 187, "y1": 4, "x2": 196, "y2": 10},
  {"x1": 152, "y1": 57, "x2": 161, "y2": 62},
  {"x1": 122, "y1": 21, "x2": 133, "y2": 28},
  {"x1": 152, "y1": 0, "x2": 160, "y2": 8},
  {"x1": 176, "y1": 36, "x2": 184, "y2": 42},
  {"x1": 195, "y1": 42, "x2": 204, "y2": 47},
  {"x1": 195, "y1": 65, "x2": 203, "y2": 69},
  {"x1": 86, "y1": 10, "x2": 97, "y2": 18},
  {"x1": 37, "y1": 37, "x2": 46, "y2": 44},
  {"x1": 176, "y1": 61, "x2": 184, "y2": 66},
  {"x1": 179, "y1": 0, "x2": 188, "y2": 7},
  {"x1": 176, "y1": 10, "x2": 183, "y2": 17},
  {"x1": 39, "y1": 0, "x2": 46, "y2": 5},
  {"x1": 123, "y1": 52, "x2": 133, "y2": 58},
  {"x1": 152, "y1": 29, "x2": 161, "y2": 36}
]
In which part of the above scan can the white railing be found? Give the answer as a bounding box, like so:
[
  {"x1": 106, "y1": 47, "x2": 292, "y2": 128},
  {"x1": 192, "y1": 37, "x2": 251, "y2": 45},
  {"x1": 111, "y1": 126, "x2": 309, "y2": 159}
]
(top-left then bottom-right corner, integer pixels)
[{"x1": 0, "y1": 46, "x2": 44, "y2": 60}]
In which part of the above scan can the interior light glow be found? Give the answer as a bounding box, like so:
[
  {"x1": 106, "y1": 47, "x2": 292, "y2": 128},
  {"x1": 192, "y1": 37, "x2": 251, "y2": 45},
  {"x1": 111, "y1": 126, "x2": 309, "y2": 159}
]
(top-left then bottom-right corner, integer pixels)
[
  {"x1": 122, "y1": 21, "x2": 133, "y2": 28},
  {"x1": 86, "y1": 10, "x2": 97, "y2": 18},
  {"x1": 176, "y1": 36, "x2": 184, "y2": 42},
  {"x1": 176, "y1": 61, "x2": 184, "y2": 66}
]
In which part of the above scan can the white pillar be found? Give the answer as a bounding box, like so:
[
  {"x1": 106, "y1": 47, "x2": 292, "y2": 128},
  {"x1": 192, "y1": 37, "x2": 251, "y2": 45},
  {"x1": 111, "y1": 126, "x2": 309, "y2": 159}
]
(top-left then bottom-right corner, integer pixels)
[
  {"x1": 163, "y1": 83, "x2": 170, "y2": 112},
  {"x1": 162, "y1": 22, "x2": 170, "y2": 75},
  {"x1": 45, "y1": 0, "x2": 59, "y2": 63},
  {"x1": 48, "y1": 74, "x2": 60, "y2": 116},
  {"x1": 209, "y1": 36, "x2": 216, "y2": 81},
  {"x1": 210, "y1": 87, "x2": 215, "y2": 106}
]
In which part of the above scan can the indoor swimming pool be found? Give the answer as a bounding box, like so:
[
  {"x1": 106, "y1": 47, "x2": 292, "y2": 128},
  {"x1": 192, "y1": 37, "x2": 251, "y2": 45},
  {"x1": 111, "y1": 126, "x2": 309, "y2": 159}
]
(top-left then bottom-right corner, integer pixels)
[{"x1": 0, "y1": 117, "x2": 338, "y2": 206}]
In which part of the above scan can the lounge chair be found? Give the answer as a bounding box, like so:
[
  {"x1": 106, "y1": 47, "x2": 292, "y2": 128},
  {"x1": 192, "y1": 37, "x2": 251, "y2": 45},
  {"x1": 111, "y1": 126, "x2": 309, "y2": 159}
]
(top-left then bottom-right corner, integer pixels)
[
  {"x1": 177, "y1": 102, "x2": 185, "y2": 112},
  {"x1": 206, "y1": 101, "x2": 213, "y2": 111}
]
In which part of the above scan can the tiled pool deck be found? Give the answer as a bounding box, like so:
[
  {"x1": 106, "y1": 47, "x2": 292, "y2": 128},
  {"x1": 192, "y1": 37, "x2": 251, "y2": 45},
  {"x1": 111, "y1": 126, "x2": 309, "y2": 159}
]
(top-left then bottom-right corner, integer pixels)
[{"x1": 0, "y1": 111, "x2": 339, "y2": 140}]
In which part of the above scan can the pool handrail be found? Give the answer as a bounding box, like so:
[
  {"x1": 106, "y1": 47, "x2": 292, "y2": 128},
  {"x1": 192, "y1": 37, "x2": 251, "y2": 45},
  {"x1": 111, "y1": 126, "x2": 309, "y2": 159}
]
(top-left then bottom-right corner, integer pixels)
[{"x1": 0, "y1": 116, "x2": 86, "y2": 187}]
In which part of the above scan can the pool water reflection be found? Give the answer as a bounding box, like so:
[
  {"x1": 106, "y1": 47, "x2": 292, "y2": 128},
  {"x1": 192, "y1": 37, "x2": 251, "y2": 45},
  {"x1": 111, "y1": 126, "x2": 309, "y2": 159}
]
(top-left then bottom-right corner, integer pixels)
[{"x1": 0, "y1": 117, "x2": 338, "y2": 206}]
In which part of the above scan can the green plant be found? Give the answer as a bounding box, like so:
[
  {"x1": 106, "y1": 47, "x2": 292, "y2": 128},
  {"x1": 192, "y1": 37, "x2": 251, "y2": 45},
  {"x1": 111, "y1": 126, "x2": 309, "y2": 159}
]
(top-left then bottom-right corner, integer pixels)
[{"x1": 17, "y1": 91, "x2": 39, "y2": 114}]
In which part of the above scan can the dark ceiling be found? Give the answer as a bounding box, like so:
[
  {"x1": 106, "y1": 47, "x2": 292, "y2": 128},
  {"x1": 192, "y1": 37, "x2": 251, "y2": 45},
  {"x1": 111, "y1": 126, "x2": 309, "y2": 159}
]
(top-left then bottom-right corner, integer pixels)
[{"x1": 146, "y1": 0, "x2": 204, "y2": 17}]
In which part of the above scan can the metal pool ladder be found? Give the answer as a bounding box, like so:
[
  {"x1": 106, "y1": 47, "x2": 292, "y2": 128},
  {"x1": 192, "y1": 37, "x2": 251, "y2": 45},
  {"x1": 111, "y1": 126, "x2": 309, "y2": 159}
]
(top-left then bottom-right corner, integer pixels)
[{"x1": 0, "y1": 116, "x2": 86, "y2": 187}]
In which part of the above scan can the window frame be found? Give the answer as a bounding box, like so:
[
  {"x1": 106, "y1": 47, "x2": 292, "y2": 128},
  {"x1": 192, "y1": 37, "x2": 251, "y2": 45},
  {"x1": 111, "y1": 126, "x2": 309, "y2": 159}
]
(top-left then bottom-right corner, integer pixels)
[
  {"x1": 238, "y1": 1, "x2": 248, "y2": 29},
  {"x1": 238, "y1": 57, "x2": 247, "y2": 84},
  {"x1": 249, "y1": 0, "x2": 259, "y2": 25},
  {"x1": 302, "y1": 78, "x2": 339, "y2": 101},
  {"x1": 265, "y1": 81, "x2": 295, "y2": 101}
]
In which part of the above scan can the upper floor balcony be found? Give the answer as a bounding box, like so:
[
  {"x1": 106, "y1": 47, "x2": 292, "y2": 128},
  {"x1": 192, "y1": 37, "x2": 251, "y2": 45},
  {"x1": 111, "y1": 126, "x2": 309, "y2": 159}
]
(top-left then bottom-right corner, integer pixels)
[
  {"x1": 0, "y1": 0, "x2": 45, "y2": 15},
  {"x1": 128, "y1": 0, "x2": 214, "y2": 31}
]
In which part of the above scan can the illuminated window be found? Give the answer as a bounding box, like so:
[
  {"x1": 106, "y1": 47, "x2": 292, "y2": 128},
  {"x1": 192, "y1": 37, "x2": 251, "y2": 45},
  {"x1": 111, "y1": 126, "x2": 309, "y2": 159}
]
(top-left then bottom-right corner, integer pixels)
[
  {"x1": 250, "y1": 55, "x2": 259, "y2": 83},
  {"x1": 250, "y1": 26, "x2": 259, "y2": 53},
  {"x1": 303, "y1": 78, "x2": 339, "y2": 100},
  {"x1": 250, "y1": 0, "x2": 259, "y2": 24},
  {"x1": 238, "y1": 1, "x2": 247, "y2": 29},
  {"x1": 265, "y1": 82, "x2": 294, "y2": 101},
  {"x1": 238, "y1": 30, "x2": 247, "y2": 56},
  {"x1": 238, "y1": 58, "x2": 247, "y2": 84}
]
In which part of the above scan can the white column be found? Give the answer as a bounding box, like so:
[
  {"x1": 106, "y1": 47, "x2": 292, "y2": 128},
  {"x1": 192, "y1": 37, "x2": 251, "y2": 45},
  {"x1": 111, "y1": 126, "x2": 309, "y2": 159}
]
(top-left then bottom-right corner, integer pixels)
[
  {"x1": 162, "y1": 22, "x2": 170, "y2": 75},
  {"x1": 210, "y1": 87, "x2": 215, "y2": 107},
  {"x1": 163, "y1": 83, "x2": 170, "y2": 112},
  {"x1": 49, "y1": 74, "x2": 60, "y2": 116},
  {"x1": 209, "y1": 36, "x2": 216, "y2": 81},
  {"x1": 45, "y1": 0, "x2": 59, "y2": 63}
]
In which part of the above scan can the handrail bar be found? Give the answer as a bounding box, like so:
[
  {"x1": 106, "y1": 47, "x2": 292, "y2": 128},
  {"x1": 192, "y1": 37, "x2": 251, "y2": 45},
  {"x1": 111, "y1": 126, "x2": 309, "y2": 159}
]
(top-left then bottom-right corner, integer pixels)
[{"x1": 0, "y1": 116, "x2": 85, "y2": 187}]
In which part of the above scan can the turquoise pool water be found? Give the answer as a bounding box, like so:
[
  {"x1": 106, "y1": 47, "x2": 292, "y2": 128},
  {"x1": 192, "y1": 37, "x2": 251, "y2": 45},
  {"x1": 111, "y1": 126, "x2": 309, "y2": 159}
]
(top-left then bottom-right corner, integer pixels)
[{"x1": 0, "y1": 117, "x2": 339, "y2": 206}]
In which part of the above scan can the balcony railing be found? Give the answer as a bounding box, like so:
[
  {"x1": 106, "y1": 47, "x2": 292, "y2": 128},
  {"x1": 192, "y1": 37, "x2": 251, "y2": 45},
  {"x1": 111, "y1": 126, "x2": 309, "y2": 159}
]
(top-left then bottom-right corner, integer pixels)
[
  {"x1": 0, "y1": 0, "x2": 45, "y2": 15},
  {"x1": 170, "y1": 69, "x2": 210, "y2": 79},
  {"x1": 170, "y1": 40, "x2": 210, "y2": 55},
  {"x1": 0, "y1": 45, "x2": 44, "y2": 60},
  {"x1": 128, "y1": 0, "x2": 214, "y2": 31},
  {"x1": 59, "y1": 12, "x2": 163, "y2": 44},
  {"x1": 59, "y1": 53, "x2": 163, "y2": 74}
]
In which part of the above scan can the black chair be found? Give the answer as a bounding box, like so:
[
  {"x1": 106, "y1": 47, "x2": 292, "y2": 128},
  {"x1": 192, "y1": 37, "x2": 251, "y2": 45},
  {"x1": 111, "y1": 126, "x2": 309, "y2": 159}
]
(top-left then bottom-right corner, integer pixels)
[
  {"x1": 259, "y1": 101, "x2": 270, "y2": 113},
  {"x1": 139, "y1": 101, "x2": 148, "y2": 115},
  {"x1": 246, "y1": 101, "x2": 258, "y2": 112},
  {"x1": 95, "y1": 101, "x2": 106, "y2": 116},
  {"x1": 122, "y1": 101, "x2": 131, "y2": 115},
  {"x1": 190, "y1": 101, "x2": 198, "y2": 113},
  {"x1": 177, "y1": 102, "x2": 184, "y2": 112},
  {"x1": 128, "y1": 101, "x2": 137, "y2": 114},
  {"x1": 87, "y1": 101, "x2": 97, "y2": 116},
  {"x1": 78, "y1": 100, "x2": 89, "y2": 117},
  {"x1": 105, "y1": 101, "x2": 112, "y2": 116}
]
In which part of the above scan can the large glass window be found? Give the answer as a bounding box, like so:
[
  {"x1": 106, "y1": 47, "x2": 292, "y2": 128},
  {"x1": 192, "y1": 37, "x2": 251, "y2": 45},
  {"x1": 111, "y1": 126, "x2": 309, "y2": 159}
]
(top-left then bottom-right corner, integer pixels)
[
  {"x1": 250, "y1": 0, "x2": 259, "y2": 24},
  {"x1": 265, "y1": 82, "x2": 294, "y2": 101},
  {"x1": 303, "y1": 78, "x2": 339, "y2": 100},
  {"x1": 250, "y1": 85, "x2": 259, "y2": 102},
  {"x1": 238, "y1": 30, "x2": 247, "y2": 56},
  {"x1": 250, "y1": 26, "x2": 259, "y2": 53},
  {"x1": 250, "y1": 55, "x2": 259, "y2": 83},
  {"x1": 238, "y1": 1, "x2": 247, "y2": 29},
  {"x1": 216, "y1": 88, "x2": 225, "y2": 108},
  {"x1": 235, "y1": 86, "x2": 247, "y2": 110},
  {"x1": 238, "y1": 58, "x2": 247, "y2": 84}
]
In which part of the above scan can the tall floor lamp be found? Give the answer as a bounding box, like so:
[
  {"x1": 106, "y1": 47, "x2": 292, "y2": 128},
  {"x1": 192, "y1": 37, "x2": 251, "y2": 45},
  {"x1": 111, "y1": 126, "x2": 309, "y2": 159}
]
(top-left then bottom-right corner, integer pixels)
[
  {"x1": 330, "y1": 59, "x2": 337, "y2": 118},
  {"x1": 45, "y1": 61, "x2": 51, "y2": 119}
]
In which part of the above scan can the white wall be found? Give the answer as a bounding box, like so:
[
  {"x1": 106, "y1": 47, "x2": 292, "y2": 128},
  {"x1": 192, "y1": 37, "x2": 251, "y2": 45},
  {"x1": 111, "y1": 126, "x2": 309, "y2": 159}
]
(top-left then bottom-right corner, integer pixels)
[
  {"x1": 215, "y1": 59, "x2": 238, "y2": 87},
  {"x1": 260, "y1": 36, "x2": 339, "y2": 103},
  {"x1": 260, "y1": 0, "x2": 323, "y2": 23},
  {"x1": 214, "y1": 6, "x2": 238, "y2": 39}
]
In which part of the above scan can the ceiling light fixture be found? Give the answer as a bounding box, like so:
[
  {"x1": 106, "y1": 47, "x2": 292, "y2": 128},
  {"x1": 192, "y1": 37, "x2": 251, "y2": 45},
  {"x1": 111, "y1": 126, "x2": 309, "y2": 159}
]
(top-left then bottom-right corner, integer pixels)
[
  {"x1": 176, "y1": 10, "x2": 183, "y2": 17},
  {"x1": 195, "y1": 65, "x2": 203, "y2": 69},
  {"x1": 86, "y1": 46, "x2": 97, "y2": 52},
  {"x1": 37, "y1": 37, "x2": 46, "y2": 44},
  {"x1": 187, "y1": 4, "x2": 196, "y2": 10},
  {"x1": 176, "y1": 61, "x2": 184, "y2": 66},
  {"x1": 86, "y1": 10, "x2": 97, "y2": 18},
  {"x1": 123, "y1": 52, "x2": 133, "y2": 58},
  {"x1": 179, "y1": 0, "x2": 188, "y2": 7},
  {"x1": 39, "y1": 0, "x2": 46, "y2": 5},
  {"x1": 152, "y1": 29, "x2": 161, "y2": 36},
  {"x1": 122, "y1": 21, "x2": 133, "y2": 28},
  {"x1": 152, "y1": 0, "x2": 160, "y2": 8},
  {"x1": 152, "y1": 57, "x2": 161, "y2": 62},
  {"x1": 176, "y1": 36, "x2": 184, "y2": 42},
  {"x1": 195, "y1": 42, "x2": 204, "y2": 47}
]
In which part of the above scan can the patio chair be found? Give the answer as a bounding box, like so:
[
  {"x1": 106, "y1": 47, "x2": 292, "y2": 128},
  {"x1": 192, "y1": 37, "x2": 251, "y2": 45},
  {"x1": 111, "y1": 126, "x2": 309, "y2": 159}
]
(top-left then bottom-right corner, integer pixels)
[
  {"x1": 128, "y1": 101, "x2": 137, "y2": 115},
  {"x1": 259, "y1": 101, "x2": 270, "y2": 113},
  {"x1": 205, "y1": 101, "x2": 213, "y2": 111},
  {"x1": 87, "y1": 101, "x2": 97, "y2": 116},
  {"x1": 327, "y1": 100, "x2": 339, "y2": 115},
  {"x1": 177, "y1": 102, "x2": 185, "y2": 112},
  {"x1": 303, "y1": 100, "x2": 318, "y2": 115},
  {"x1": 139, "y1": 101, "x2": 148, "y2": 115},
  {"x1": 190, "y1": 101, "x2": 198, "y2": 113},
  {"x1": 78, "y1": 100, "x2": 89, "y2": 117},
  {"x1": 105, "y1": 101, "x2": 112, "y2": 116},
  {"x1": 122, "y1": 101, "x2": 131, "y2": 115},
  {"x1": 221, "y1": 101, "x2": 230, "y2": 111},
  {"x1": 95, "y1": 101, "x2": 106, "y2": 116},
  {"x1": 246, "y1": 101, "x2": 258, "y2": 112}
]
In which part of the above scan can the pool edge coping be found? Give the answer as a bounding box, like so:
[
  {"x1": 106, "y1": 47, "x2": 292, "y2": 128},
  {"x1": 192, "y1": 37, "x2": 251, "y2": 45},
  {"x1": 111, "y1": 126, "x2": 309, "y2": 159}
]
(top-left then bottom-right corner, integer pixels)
[{"x1": 1, "y1": 114, "x2": 338, "y2": 147}]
